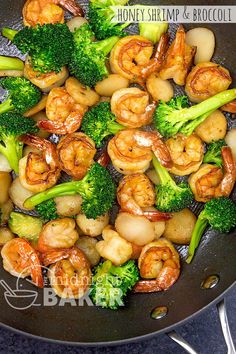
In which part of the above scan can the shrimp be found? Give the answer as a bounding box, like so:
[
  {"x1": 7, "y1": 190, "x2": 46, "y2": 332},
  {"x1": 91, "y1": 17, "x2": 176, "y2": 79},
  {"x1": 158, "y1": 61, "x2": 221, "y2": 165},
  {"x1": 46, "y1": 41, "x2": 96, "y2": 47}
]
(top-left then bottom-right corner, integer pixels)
[
  {"x1": 23, "y1": 0, "x2": 84, "y2": 27},
  {"x1": 185, "y1": 62, "x2": 232, "y2": 103},
  {"x1": 24, "y1": 58, "x2": 69, "y2": 92},
  {"x1": 166, "y1": 134, "x2": 204, "y2": 176},
  {"x1": 57, "y1": 133, "x2": 96, "y2": 180},
  {"x1": 1, "y1": 238, "x2": 43, "y2": 288},
  {"x1": 133, "y1": 238, "x2": 180, "y2": 293},
  {"x1": 19, "y1": 134, "x2": 61, "y2": 193},
  {"x1": 221, "y1": 100, "x2": 236, "y2": 114},
  {"x1": 159, "y1": 25, "x2": 196, "y2": 86},
  {"x1": 44, "y1": 247, "x2": 91, "y2": 299},
  {"x1": 111, "y1": 88, "x2": 155, "y2": 128},
  {"x1": 189, "y1": 147, "x2": 236, "y2": 202},
  {"x1": 110, "y1": 34, "x2": 169, "y2": 83},
  {"x1": 37, "y1": 218, "x2": 79, "y2": 253},
  {"x1": 117, "y1": 174, "x2": 172, "y2": 222},
  {"x1": 107, "y1": 129, "x2": 172, "y2": 175},
  {"x1": 38, "y1": 87, "x2": 87, "y2": 134}
]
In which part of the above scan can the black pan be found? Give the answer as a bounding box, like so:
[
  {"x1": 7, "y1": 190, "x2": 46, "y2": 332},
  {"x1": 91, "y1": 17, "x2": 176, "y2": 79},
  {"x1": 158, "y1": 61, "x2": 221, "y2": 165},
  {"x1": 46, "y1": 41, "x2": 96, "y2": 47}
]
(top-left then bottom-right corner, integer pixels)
[{"x1": 0, "y1": 0, "x2": 235, "y2": 346}]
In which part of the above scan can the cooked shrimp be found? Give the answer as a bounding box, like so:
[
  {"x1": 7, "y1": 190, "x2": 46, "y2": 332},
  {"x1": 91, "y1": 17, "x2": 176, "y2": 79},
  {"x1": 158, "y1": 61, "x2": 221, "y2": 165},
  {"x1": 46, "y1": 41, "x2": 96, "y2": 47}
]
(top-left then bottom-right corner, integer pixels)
[
  {"x1": 57, "y1": 133, "x2": 96, "y2": 180},
  {"x1": 221, "y1": 100, "x2": 236, "y2": 114},
  {"x1": 1, "y1": 238, "x2": 43, "y2": 288},
  {"x1": 111, "y1": 88, "x2": 155, "y2": 128},
  {"x1": 117, "y1": 174, "x2": 172, "y2": 222},
  {"x1": 107, "y1": 129, "x2": 172, "y2": 175},
  {"x1": 166, "y1": 134, "x2": 204, "y2": 176},
  {"x1": 24, "y1": 59, "x2": 69, "y2": 92},
  {"x1": 38, "y1": 87, "x2": 87, "y2": 134},
  {"x1": 133, "y1": 238, "x2": 180, "y2": 293},
  {"x1": 45, "y1": 248, "x2": 91, "y2": 299},
  {"x1": 189, "y1": 147, "x2": 236, "y2": 202},
  {"x1": 23, "y1": 0, "x2": 84, "y2": 27},
  {"x1": 159, "y1": 25, "x2": 196, "y2": 86},
  {"x1": 185, "y1": 62, "x2": 232, "y2": 103},
  {"x1": 38, "y1": 218, "x2": 79, "y2": 253},
  {"x1": 19, "y1": 135, "x2": 60, "y2": 193},
  {"x1": 110, "y1": 34, "x2": 169, "y2": 83}
]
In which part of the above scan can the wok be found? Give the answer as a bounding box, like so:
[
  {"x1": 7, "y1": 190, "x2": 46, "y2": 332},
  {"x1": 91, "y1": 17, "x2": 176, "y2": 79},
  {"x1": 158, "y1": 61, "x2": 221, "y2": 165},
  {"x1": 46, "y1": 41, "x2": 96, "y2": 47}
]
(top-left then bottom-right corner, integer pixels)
[{"x1": 0, "y1": 0, "x2": 235, "y2": 347}]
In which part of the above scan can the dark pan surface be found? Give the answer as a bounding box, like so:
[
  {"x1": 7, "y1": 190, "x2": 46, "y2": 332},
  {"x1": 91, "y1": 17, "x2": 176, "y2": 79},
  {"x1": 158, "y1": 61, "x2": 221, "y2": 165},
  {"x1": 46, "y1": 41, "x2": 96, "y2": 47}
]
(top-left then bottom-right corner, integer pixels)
[{"x1": 0, "y1": 0, "x2": 236, "y2": 345}]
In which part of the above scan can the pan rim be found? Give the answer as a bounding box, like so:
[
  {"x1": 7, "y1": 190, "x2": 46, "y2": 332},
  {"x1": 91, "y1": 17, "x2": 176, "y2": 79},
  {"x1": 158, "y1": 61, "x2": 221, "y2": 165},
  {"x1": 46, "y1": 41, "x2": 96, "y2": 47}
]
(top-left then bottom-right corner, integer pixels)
[{"x1": 0, "y1": 281, "x2": 235, "y2": 347}]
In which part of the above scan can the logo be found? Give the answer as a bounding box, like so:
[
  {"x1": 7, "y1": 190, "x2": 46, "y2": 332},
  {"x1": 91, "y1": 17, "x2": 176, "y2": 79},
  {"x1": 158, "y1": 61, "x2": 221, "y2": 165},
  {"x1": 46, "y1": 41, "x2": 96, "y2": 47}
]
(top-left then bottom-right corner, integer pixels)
[{"x1": 0, "y1": 265, "x2": 94, "y2": 310}]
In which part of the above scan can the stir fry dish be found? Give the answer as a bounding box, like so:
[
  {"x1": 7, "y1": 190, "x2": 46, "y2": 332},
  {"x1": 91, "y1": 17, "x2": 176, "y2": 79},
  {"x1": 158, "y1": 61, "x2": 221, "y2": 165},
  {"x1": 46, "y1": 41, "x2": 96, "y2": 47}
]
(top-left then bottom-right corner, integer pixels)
[{"x1": 0, "y1": 0, "x2": 236, "y2": 310}]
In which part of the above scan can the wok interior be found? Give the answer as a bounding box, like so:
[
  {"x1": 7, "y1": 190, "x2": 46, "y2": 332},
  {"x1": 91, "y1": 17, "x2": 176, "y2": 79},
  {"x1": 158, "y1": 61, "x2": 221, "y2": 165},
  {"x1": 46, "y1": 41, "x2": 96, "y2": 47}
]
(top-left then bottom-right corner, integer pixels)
[{"x1": 0, "y1": 0, "x2": 235, "y2": 344}]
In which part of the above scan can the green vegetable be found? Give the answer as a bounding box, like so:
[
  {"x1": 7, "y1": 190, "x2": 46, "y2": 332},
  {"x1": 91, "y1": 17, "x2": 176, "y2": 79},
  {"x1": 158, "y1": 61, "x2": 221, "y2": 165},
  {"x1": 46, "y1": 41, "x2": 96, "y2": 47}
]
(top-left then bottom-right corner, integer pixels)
[
  {"x1": 203, "y1": 139, "x2": 227, "y2": 167},
  {"x1": 153, "y1": 155, "x2": 193, "y2": 212},
  {"x1": 24, "y1": 163, "x2": 116, "y2": 219},
  {"x1": 81, "y1": 101, "x2": 124, "y2": 147},
  {"x1": 187, "y1": 197, "x2": 236, "y2": 263},
  {"x1": 0, "y1": 112, "x2": 38, "y2": 173},
  {"x1": 88, "y1": 0, "x2": 130, "y2": 40},
  {"x1": 0, "y1": 55, "x2": 24, "y2": 71},
  {"x1": 2, "y1": 24, "x2": 74, "y2": 74},
  {"x1": 8, "y1": 211, "x2": 43, "y2": 241},
  {"x1": 154, "y1": 90, "x2": 236, "y2": 138},
  {"x1": 35, "y1": 199, "x2": 59, "y2": 223},
  {"x1": 139, "y1": 22, "x2": 168, "y2": 43},
  {"x1": 69, "y1": 24, "x2": 119, "y2": 87},
  {"x1": 138, "y1": 5, "x2": 168, "y2": 44},
  {"x1": 90, "y1": 260, "x2": 139, "y2": 310},
  {"x1": 0, "y1": 77, "x2": 41, "y2": 114}
]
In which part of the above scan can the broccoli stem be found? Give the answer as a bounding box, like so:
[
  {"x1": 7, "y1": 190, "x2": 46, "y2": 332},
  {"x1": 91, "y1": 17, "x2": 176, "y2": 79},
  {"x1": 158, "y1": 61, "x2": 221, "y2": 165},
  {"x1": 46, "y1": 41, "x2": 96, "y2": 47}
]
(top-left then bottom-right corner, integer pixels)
[
  {"x1": 0, "y1": 56, "x2": 24, "y2": 71},
  {"x1": 0, "y1": 99, "x2": 13, "y2": 114},
  {"x1": 107, "y1": 121, "x2": 124, "y2": 135},
  {"x1": 186, "y1": 214, "x2": 208, "y2": 264},
  {"x1": 24, "y1": 180, "x2": 84, "y2": 209},
  {"x1": 178, "y1": 89, "x2": 236, "y2": 123},
  {"x1": 0, "y1": 136, "x2": 23, "y2": 173},
  {"x1": 152, "y1": 155, "x2": 173, "y2": 185},
  {"x1": 180, "y1": 110, "x2": 215, "y2": 135},
  {"x1": 2, "y1": 28, "x2": 18, "y2": 41},
  {"x1": 93, "y1": 36, "x2": 119, "y2": 55}
]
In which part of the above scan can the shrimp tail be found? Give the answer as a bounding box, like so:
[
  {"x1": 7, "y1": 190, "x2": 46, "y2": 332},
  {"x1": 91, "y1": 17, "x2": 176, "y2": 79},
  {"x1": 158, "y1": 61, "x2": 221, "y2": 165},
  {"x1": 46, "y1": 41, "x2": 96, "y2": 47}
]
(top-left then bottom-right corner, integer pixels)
[
  {"x1": 222, "y1": 146, "x2": 236, "y2": 175},
  {"x1": 38, "y1": 120, "x2": 67, "y2": 135},
  {"x1": 142, "y1": 210, "x2": 172, "y2": 222},
  {"x1": 96, "y1": 150, "x2": 110, "y2": 167},
  {"x1": 21, "y1": 134, "x2": 45, "y2": 149},
  {"x1": 133, "y1": 267, "x2": 180, "y2": 293},
  {"x1": 42, "y1": 249, "x2": 70, "y2": 266},
  {"x1": 221, "y1": 100, "x2": 236, "y2": 113},
  {"x1": 141, "y1": 33, "x2": 169, "y2": 78},
  {"x1": 153, "y1": 139, "x2": 173, "y2": 169},
  {"x1": 56, "y1": 0, "x2": 84, "y2": 16}
]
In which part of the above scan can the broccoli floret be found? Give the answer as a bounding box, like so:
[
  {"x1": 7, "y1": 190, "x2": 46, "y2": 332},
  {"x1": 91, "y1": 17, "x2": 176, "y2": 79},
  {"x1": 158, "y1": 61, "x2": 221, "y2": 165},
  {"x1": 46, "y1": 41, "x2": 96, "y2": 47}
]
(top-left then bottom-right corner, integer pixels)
[
  {"x1": 35, "y1": 199, "x2": 59, "y2": 223},
  {"x1": 81, "y1": 102, "x2": 124, "y2": 147},
  {"x1": 69, "y1": 24, "x2": 119, "y2": 87},
  {"x1": 0, "y1": 77, "x2": 41, "y2": 114},
  {"x1": 154, "y1": 90, "x2": 236, "y2": 138},
  {"x1": 8, "y1": 212, "x2": 43, "y2": 241},
  {"x1": 90, "y1": 260, "x2": 139, "y2": 310},
  {"x1": 187, "y1": 197, "x2": 236, "y2": 263},
  {"x1": 24, "y1": 163, "x2": 116, "y2": 219},
  {"x1": 88, "y1": 0, "x2": 130, "y2": 40},
  {"x1": 0, "y1": 55, "x2": 24, "y2": 71},
  {"x1": 153, "y1": 155, "x2": 193, "y2": 212},
  {"x1": 203, "y1": 139, "x2": 227, "y2": 167},
  {"x1": 2, "y1": 24, "x2": 74, "y2": 74},
  {"x1": 0, "y1": 112, "x2": 38, "y2": 173}
]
